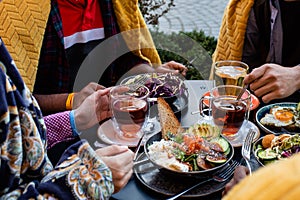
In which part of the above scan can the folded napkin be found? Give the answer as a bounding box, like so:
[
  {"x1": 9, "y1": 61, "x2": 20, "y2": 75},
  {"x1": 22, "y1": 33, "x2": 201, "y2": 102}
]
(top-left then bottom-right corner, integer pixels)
[{"x1": 0, "y1": 0, "x2": 50, "y2": 91}]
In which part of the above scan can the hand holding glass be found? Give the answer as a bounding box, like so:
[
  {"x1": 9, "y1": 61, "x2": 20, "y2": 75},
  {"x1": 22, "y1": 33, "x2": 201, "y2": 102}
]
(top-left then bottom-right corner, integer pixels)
[
  {"x1": 199, "y1": 85, "x2": 251, "y2": 140},
  {"x1": 110, "y1": 84, "x2": 149, "y2": 140}
]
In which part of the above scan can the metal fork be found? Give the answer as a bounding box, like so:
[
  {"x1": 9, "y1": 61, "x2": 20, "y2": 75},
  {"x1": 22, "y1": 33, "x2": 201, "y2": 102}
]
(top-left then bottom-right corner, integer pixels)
[
  {"x1": 242, "y1": 129, "x2": 256, "y2": 176},
  {"x1": 166, "y1": 160, "x2": 240, "y2": 200}
]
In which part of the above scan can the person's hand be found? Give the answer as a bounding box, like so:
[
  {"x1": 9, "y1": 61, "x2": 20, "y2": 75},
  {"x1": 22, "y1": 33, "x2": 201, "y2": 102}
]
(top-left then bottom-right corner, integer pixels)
[
  {"x1": 244, "y1": 64, "x2": 300, "y2": 103},
  {"x1": 73, "y1": 82, "x2": 106, "y2": 109},
  {"x1": 96, "y1": 145, "x2": 134, "y2": 193},
  {"x1": 74, "y1": 87, "x2": 111, "y2": 131},
  {"x1": 222, "y1": 166, "x2": 249, "y2": 196},
  {"x1": 155, "y1": 61, "x2": 188, "y2": 76}
]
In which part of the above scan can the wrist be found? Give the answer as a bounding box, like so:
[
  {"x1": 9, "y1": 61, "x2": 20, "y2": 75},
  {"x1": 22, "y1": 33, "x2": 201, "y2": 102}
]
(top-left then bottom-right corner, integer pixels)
[
  {"x1": 294, "y1": 65, "x2": 300, "y2": 90},
  {"x1": 69, "y1": 110, "x2": 81, "y2": 136}
]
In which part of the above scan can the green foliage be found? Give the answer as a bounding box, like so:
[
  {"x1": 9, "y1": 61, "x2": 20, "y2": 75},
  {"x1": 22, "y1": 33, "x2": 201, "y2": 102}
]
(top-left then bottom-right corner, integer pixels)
[{"x1": 150, "y1": 30, "x2": 217, "y2": 80}]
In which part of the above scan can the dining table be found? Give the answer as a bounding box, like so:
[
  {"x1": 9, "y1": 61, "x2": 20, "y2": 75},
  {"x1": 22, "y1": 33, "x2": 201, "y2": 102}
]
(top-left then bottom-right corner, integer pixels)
[{"x1": 92, "y1": 80, "x2": 264, "y2": 200}]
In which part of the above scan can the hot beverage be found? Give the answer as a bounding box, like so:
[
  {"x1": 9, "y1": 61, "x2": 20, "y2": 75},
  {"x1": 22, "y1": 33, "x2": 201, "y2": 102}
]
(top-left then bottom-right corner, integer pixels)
[
  {"x1": 112, "y1": 98, "x2": 148, "y2": 138},
  {"x1": 212, "y1": 97, "x2": 247, "y2": 136},
  {"x1": 199, "y1": 85, "x2": 251, "y2": 142}
]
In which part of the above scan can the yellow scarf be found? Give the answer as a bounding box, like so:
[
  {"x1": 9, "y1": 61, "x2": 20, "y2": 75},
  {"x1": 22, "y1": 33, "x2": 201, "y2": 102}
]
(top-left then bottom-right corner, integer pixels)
[
  {"x1": 210, "y1": 0, "x2": 254, "y2": 79},
  {"x1": 112, "y1": 0, "x2": 161, "y2": 66},
  {"x1": 0, "y1": 0, "x2": 50, "y2": 91},
  {"x1": 0, "y1": 0, "x2": 161, "y2": 91}
]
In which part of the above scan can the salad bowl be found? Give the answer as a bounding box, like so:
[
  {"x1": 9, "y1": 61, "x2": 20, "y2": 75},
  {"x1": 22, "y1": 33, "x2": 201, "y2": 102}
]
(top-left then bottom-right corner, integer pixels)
[
  {"x1": 253, "y1": 133, "x2": 300, "y2": 167},
  {"x1": 142, "y1": 130, "x2": 234, "y2": 179},
  {"x1": 120, "y1": 73, "x2": 189, "y2": 119}
]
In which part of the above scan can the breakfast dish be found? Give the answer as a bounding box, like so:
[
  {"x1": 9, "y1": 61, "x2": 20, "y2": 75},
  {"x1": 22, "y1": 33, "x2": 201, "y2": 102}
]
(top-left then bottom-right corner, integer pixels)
[
  {"x1": 256, "y1": 103, "x2": 300, "y2": 134},
  {"x1": 134, "y1": 152, "x2": 232, "y2": 198},
  {"x1": 253, "y1": 133, "x2": 300, "y2": 166},
  {"x1": 148, "y1": 98, "x2": 233, "y2": 175}
]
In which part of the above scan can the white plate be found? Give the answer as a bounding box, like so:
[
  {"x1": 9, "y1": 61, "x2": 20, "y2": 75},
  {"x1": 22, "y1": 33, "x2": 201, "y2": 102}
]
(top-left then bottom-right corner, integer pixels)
[
  {"x1": 256, "y1": 102, "x2": 298, "y2": 135},
  {"x1": 97, "y1": 118, "x2": 161, "y2": 147}
]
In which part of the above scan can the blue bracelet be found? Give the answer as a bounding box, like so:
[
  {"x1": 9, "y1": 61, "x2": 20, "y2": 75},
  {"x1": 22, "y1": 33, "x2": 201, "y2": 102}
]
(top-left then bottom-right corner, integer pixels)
[{"x1": 69, "y1": 110, "x2": 81, "y2": 137}]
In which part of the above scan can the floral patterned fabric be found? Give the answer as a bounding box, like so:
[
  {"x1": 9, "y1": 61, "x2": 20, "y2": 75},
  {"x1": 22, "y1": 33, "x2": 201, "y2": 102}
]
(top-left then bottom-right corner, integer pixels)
[{"x1": 0, "y1": 38, "x2": 114, "y2": 199}]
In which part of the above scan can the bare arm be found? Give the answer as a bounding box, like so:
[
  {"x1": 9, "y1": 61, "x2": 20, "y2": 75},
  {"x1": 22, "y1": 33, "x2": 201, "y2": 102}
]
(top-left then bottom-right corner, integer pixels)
[
  {"x1": 126, "y1": 61, "x2": 187, "y2": 76},
  {"x1": 34, "y1": 93, "x2": 69, "y2": 115},
  {"x1": 34, "y1": 82, "x2": 105, "y2": 115}
]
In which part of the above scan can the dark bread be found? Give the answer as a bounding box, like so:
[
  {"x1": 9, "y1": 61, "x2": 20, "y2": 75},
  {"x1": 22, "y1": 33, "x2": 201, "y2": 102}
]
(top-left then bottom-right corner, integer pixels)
[{"x1": 157, "y1": 97, "x2": 183, "y2": 139}]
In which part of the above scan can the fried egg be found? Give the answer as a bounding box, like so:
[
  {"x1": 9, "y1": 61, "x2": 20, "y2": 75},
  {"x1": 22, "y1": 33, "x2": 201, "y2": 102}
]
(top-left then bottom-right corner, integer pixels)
[{"x1": 260, "y1": 106, "x2": 295, "y2": 127}]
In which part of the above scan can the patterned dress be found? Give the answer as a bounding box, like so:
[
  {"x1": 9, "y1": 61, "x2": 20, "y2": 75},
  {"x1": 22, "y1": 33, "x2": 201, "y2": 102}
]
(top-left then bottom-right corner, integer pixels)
[{"x1": 0, "y1": 38, "x2": 114, "y2": 199}]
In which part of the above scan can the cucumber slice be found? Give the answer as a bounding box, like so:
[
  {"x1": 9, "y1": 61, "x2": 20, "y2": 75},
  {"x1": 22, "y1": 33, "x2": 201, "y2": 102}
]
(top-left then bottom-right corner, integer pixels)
[
  {"x1": 297, "y1": 102, "x2": 300, "y2": 112},
  {"x1": 224, "y1": 146, "x2": 231, "y2": 155},
  {"x1": 257, "y1": 150, "x2": 277, "y2": 160},
  {"x1": 263, "y1": 159, "x2": 277, "y2": 165},
  {"x1": 211, "y1": 137, "x2": 230, "y2": 153}
]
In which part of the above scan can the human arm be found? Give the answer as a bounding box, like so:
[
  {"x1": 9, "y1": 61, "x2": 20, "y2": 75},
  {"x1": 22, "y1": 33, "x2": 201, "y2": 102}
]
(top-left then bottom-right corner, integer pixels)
[
  {"x1": 34, "y1": 82, "x2": 105, "y2": 115},
  {"x1": 44, "y1": 87, "x2": 111, "y2": 148},
  {"x1": 244, "y1": 64, "x2": 300, "y2": 103},
  {"x1": 126, "y1": 61, "x2": 188, "y2": 77},
  {"x1": 95, "y1": 145, "x2": 134, "y2": 193}
]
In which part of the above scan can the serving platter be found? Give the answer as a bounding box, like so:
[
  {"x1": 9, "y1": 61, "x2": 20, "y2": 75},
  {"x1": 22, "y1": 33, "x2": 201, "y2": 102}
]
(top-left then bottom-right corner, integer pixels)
[
  {"x1": 134, "y1": 152, "x2": 233, "y2": 198},
  {"x1": 256, "y1": 102, "x2": 299, "y2": 135}
]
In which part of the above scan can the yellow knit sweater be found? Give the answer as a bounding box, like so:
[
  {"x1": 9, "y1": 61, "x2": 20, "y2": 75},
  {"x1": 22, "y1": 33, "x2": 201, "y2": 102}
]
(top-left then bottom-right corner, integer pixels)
[
  {"x1": 0, "y1": 0, "x2": 161, "y2": 91},
  {"x1": 210, "y1": 0, "x2": 254, "y2": 79},
  {"x1": 223, "y1": 153, "x2": 300, "y2": 200},
  {"x1": 0, "y1": 0, "x2": 50, "y2": 91},
  {"x1": 112, "y1": 0, "x2": 161, "y2": 66}
]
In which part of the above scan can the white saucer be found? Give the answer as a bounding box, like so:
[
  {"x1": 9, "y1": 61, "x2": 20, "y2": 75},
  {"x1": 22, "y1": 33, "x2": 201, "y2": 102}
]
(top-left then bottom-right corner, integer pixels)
[
  {"x1": 223, "y1": 120, "x2": 260, "y2": 147},
  {"x1": 97, "y1": 118, "x2": 161, "y2": 147}
]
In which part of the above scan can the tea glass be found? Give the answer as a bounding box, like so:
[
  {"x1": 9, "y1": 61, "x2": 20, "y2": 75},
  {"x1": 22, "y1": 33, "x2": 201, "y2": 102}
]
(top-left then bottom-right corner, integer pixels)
[
  {"x1": 199, "y1": 85, "x2": 251, "y2": 141},
  {"x1": 110, "y1": 84, "x2": 150, "y2": 140},
  {"x1": 214, "y1": 60, "x2": 249, "y2": 87}
]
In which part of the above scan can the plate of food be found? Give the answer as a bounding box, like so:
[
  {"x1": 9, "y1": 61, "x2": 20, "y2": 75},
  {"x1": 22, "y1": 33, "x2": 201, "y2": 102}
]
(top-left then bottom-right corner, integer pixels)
[
  {"x1": 137, "y1": 97, "x2": 234, "y2": 179},
  {"x1": 256, "y1": 102, "x2": 300, "y2": 135},
  {"x1": 253, "y1": 133, "x2": 300, "y2": 166},
  {"x1": 120, "y1": 73, "x2": 189, "y2": 118}
]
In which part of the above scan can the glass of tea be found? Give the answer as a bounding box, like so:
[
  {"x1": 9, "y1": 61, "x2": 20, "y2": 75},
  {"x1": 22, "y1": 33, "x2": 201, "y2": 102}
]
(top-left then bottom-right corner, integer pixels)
[
  {"x1": 199, "y1": 85, "x2": 251, "y2": 141},
  {"x1": 214, "y1": 60, "x2": 249, "y2": 87},
  {"x1": 110, "y1": 84, "x2": 150, "y2": 140}
]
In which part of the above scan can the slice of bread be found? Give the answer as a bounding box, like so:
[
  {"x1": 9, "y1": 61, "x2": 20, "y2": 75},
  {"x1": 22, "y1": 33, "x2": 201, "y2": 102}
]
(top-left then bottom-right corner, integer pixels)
[{"x1": 157, "y1": 97, "x2": 183, "y2": 140}]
